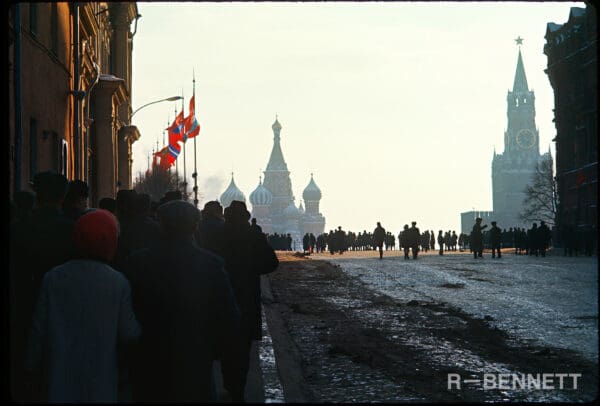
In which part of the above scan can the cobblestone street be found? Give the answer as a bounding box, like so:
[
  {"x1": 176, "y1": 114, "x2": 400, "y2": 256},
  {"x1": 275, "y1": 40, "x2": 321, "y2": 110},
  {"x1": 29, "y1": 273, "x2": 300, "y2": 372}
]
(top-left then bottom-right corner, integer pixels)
[{"x1": 263, "y1": 251, "x2": 598, "y2": 402}]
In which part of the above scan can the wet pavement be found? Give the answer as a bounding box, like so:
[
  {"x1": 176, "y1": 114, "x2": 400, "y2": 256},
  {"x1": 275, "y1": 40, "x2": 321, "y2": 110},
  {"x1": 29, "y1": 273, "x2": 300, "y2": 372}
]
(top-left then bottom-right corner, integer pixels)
[
  {"x1": 263, "y1": 251, "x2": 598, "y2": 403},
  {"x1": 320, "y1": 251, "x2": 598, "y2": 363}
]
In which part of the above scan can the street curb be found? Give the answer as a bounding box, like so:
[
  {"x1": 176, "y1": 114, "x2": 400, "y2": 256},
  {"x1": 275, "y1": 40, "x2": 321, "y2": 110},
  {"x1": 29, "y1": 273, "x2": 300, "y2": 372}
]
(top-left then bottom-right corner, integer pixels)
[{"x1": 261, "y1": 275, "x2": 311, "y2": 403}]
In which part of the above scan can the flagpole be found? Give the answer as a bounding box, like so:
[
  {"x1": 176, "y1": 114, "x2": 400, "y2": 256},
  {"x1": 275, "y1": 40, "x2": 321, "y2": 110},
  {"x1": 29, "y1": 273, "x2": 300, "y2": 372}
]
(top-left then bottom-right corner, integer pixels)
[
  {"x1": 181, "y1": 89, "x2": 187, "y2": 200},
  {"x1": 192, "y1": 69, "x2": 199, "y2": 208},
  {"x1": 174, "y1": 107, "x2": 179, "y2": 191},
  {"x1": 165, "y1": 117, "x2": 171, "y2": 176}
]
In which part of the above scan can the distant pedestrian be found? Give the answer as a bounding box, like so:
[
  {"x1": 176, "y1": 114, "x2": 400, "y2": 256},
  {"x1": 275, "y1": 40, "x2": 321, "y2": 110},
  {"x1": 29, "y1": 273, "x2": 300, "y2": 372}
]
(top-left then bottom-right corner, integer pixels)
[
  {"x1": 400, "y1": 225, "x2": 410, "y2": 259},
  {"x1": 538, "y1": 221, "x2": 552, "y2": 257},
  {"x1": 470, "y1": 217, "x2": 487, "y2": 259},
  {"x1": 373, "y1": 222, "x2": 386, "y2": 259},
  {"x1": 489, "y1": 221, "x2": 502, "y2": 258},
  {"x1": 409, "y1": 221, "x2": 420, "y2": 259},
  {"x1": 437, "y1": 230, "x2": 444, "y2": 255}
]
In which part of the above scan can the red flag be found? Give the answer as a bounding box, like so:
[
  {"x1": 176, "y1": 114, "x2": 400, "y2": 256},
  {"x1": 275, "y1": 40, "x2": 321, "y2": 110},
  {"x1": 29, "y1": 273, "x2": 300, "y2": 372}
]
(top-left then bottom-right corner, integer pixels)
[
  {"x1": 183, "y1": 95, "x2": 201, "y2": 140},
  {"x1": 167, "y1": 111, "x2": 185, "y2": 147},
  {"x1": 153, "y1": 143, "x2": 181, "y2": 170}
]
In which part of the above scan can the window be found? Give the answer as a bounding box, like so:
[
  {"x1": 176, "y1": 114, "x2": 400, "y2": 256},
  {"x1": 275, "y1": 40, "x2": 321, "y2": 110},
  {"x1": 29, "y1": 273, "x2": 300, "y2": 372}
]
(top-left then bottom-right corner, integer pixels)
[
  {"x1": 50, "y1": 3, "x2": 58, "y2": 54},
  {"x1": 61, "y1": 139, "x2": 68, "y2": 178},
  {"x1": 29, "y1": 3, "x2": 37, "y2": 35},
  {"x1": 29, "y1": 118, "x2": 37, "y2": 181}
]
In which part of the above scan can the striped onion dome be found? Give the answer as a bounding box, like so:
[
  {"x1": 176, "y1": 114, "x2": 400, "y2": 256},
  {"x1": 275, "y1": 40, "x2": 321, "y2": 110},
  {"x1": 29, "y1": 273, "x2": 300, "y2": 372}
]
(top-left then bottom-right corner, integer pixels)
[
  {"x1": 220, "y1": 173, "x2": 246, "y2": 208},
  {"x1": 302, "y1": 173, "x2": 322, "y2": 201},
  {"x1": 249, "y1": 177, "x2": 273, "y2": 207}
]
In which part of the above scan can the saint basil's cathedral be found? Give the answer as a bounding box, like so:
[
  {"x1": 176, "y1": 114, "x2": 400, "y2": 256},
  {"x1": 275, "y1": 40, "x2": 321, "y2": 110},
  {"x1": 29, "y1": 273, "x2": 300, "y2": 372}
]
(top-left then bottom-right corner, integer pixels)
[{"x1": 219, "y1": 118, "x2": 326, "y2": 248}]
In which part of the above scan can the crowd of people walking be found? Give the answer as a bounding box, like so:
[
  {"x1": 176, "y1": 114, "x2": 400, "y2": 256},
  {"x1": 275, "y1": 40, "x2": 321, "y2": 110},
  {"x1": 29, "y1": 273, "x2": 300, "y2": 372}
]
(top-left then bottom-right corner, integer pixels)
[
  {"x1": 10, "y1": 171, "x2": 278, "y2": 403},
  {"x1": 299, "y1": 218, "x2": 595, "y2": 259}
]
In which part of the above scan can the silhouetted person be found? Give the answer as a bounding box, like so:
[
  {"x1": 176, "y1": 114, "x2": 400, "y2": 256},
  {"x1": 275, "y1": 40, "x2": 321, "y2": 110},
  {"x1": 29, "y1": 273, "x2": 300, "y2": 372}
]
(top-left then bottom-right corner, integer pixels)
[
  {"x1": 196, "y1": 200, "x2": 225, "y2": 256},
  {"x1": 489, "y1": 221, "x2": 502, "y2": 258},
  {"x1": 220, "y1": 201, "x2": 278, "y2": 402},
  {"x1": 62, "y1": 180, "x2": 89, "y2": 220},
  {"x1": 99, "y1": 197, "x2": 117, "y2": 214},
  {"x1": 114, "y1": 191, "x2": 161, "y2": 270},
  {"x1": 25, "y1": 210, "x2": 140, "y2": 402},
  {"x1": 10, "y1": 172, "x2": 75, "y2": 402},
  {"x1": 303, "y1": 233, "x2": 310, "y2": 254},
  {"x1": 470, "y1": 217, "x2": 487, "y2": 258},
  {"x1": 373, "y1": 222, "x2": 386, "y2": 259},
  {"x1": 124, "y1": 200, "x2": 240, "y2": 402},
  {"x1": 163, "y1": 190, "x2": 183, "y2": 203},
  {"x1": 538, "y1": 221, "x2": 551, "y2": 257},
  {"x1": 438, "y1": 230, "x2": 444, "y2": 255},
  {"x1": 528, "y1": 223, "x2": 539, "y2": 256},
  {"x1": 400, "y1": 225, "x2": 410, "y2": 259},
  {"x1": 250, "y1": 218, "x2": 263, "y2": 235},
  {"x1": 409, "y1": 221, "x2": 420, "y2": 259},
  {"x1": 309, "y1": 233, "x2": 316, "y2": 254}
]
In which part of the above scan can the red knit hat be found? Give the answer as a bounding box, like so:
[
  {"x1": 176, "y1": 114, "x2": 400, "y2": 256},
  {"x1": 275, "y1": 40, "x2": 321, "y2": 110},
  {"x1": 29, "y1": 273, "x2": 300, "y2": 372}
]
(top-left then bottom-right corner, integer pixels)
[{"x1": 72, "y1": 209, "x2": 119, "y2": 262}]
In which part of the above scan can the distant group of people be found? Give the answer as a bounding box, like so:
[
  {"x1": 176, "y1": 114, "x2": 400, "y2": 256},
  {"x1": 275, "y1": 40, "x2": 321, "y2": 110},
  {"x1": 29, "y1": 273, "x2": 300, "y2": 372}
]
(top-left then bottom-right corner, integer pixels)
[
  {"x1": 291, "y1": 217, "x2": 589, "y2": 261},
  {"x1": 10, "y1": 171, "x2": 279, "y2": 403},
  {"x1": 266, "y1": 232, "x2": 293, "y2": 251}
]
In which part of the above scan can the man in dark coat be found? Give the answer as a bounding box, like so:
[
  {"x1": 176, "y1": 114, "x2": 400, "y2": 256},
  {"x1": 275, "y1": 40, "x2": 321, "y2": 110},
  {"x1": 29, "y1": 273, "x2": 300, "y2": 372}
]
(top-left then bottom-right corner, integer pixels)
[
  {"x1": 400, "y1": 225, "x2": 410, "y2": 259},
  {"x1": 302, "y1": 233, "x2": 310, "y2": 254},
  {"x1": 10, "y1": 172, "x2": 75, "y2": 401},
  {"x1": 527, "y1": 223, "x2": 539, "y2": 256},
  {"x1": 538, "y1": 221, "x2": 552, "y2": 257},
  {"x1": 470, "y1": 217, "x2": 487, "y2": 258},
  {"x1": 489, "y1": 221, "x2": 502, "y2": 258},
  {"x1": 113, "y1": 191, "x2": 161, "y2": 270},
  {"x1": 438, "y1": 230, "x2": 444, "y2": 255},
  {"x1": 196, "y1": 200, "x2": 225, "y2": 256},
  {"x1": 373, "y1": 222, "x2": 386, "y2": 259},
  {"x1": 62, "y1": 180, "x2": 89, "y2": 220},
  {"x1": 124, "y1": 200, "x2": 240, "y2": 403},
  {"x1": 219, "y1": 201, "x2": 279, "y2": 402},
  {"x1": 409, "y1": 221, "x2": 421, "y2": 259}
]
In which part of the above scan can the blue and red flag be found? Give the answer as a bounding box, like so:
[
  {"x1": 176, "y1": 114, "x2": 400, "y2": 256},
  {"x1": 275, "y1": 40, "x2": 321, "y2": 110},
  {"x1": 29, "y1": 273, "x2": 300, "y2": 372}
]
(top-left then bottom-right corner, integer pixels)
[
  {"x1": 166, "y1": 111, "x2": 185, "y2": 147},
  {"x1": 153, "y1": 143, "x2": 181, "y2": 170},
  {"x1": 183, "y1": 95, "x2": 201, "y2": 141}
]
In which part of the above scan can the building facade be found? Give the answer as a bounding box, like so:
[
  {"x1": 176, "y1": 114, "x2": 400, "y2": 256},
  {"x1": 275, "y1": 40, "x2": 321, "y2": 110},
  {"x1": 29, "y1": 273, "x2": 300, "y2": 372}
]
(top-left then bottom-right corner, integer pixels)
[
  {"x1": 544, "y1": 5, "x2": 597, "y2": 240},
  {"x1": 8, "y1": 2, "x2": 140, "y2": 205},
  {"x1": 220, "y1": 119, "x2": 326, "y2": 249}
]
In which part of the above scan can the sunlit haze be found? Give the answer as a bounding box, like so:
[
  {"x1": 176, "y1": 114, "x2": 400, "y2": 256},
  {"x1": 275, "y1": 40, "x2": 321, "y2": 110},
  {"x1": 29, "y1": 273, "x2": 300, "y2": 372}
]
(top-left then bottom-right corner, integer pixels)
[{"x1": 131, "y1": 1, "x2": 584, "y2": 235}]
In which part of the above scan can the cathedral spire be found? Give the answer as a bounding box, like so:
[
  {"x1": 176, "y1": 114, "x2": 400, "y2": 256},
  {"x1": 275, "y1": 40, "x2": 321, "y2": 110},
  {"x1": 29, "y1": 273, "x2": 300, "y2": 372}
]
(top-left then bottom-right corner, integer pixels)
[
  {"x1": 513, "y1": 41, "x2": 529, "y2": 93},
  {"x1": 266, "y1": 116, "x2": 288, "y2": 171}
]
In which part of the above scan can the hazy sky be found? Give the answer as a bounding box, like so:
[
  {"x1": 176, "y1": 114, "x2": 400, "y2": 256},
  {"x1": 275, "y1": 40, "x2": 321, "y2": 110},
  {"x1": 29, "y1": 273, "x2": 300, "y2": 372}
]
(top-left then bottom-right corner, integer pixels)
[{"x1": 131, "y1": 1, "x2": 583, "y2": 235}]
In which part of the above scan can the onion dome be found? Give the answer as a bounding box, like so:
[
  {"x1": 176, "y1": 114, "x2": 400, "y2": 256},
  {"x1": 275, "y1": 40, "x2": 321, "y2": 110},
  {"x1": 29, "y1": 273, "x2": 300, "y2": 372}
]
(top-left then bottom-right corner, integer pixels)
[
  {"x1": 302, "y1": 173, "x2": 322, "y2": 202},
  {"x1": 249, "y1": 177, "x2": 273, "y2": 207},
  {"x1": 272, "y1": 117, "x2": 282, "y2": 132},
  {"x1": 220, "y1": 173, "x2": 246, "y2": 208},
  {"x1": 298, "y1": 200, "x2": 305, "y2": 214},
  {"x1": 283, "y1": 201, "x2": 300, "y2": 219}
]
